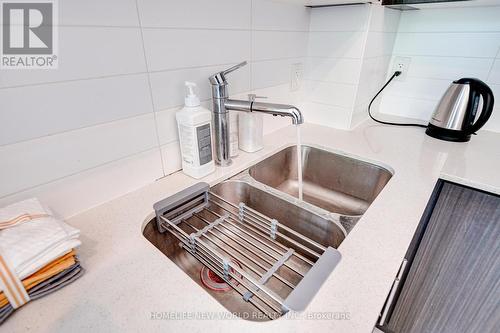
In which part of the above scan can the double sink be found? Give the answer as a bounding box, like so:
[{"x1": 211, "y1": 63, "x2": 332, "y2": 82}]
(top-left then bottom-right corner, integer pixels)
[{"x1": 143, "y1": 145, "x2": 392, "y2": 320}]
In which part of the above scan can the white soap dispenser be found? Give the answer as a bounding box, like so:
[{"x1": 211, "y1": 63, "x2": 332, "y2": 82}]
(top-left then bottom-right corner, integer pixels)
[
  {"x1": 238, "y1": 94, "x2": 264, "y2": 152},
  {"x1": 176, "y1": 82, "x2": 215, "y2": 179}
]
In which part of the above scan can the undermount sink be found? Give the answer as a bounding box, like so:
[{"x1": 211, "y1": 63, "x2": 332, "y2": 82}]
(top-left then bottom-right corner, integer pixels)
[
  {"x1": 143, "y1": 180, "x2": 345, "y2": 321},
  {"x1": 249, "y1": 145, "x2": 393, "y2": 217},
  {"x1": 142, "y1": 146, "x2": 391, "y2": 321}
]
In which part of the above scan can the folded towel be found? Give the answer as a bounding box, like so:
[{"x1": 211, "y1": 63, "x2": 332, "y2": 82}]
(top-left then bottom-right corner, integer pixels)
[
  {"x1": 0, "y1": 262, "x2": 84, "y2": 324},
  {"x1": 0, "y1": 199, "x2": 81, "y2": 292},
  {"x1": 0, "y1": 198, "x2": 49, "y2": 230},
  {"x1": 0, "y1": 251, "x2": 76, "y2": 308}
]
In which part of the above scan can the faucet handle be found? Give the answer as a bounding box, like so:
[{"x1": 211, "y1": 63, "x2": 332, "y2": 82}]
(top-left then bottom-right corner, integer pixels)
[
  {"x1": 248, "y1": 94, "x2": 267, "y2": 102},
  {"x1": 209, "y1": 61, "x2": 248, "y2": 85},
  {"x1": 221, "y1": 61, "x2": 247, "y2": 76}
]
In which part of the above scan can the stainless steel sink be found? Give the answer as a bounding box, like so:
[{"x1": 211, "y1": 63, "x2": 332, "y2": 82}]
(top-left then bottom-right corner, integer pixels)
[
  {"x1": 248, "y1": 145, "x2": 393, "y2": 217},
  {"x1": 212, "y1": 181, "x2": 345, "y2": 249},
  {"x1": 143, "y1": 146, "x2": 391, "y2": 320},
  {"x1": 143, "y1": 180, "x2": 345, "y2": 321}
]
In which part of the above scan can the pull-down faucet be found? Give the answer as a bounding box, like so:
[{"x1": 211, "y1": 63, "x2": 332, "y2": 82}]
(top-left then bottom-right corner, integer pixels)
[{"x1": 209, "y1": 61, "x2": 304, "y2": 166}]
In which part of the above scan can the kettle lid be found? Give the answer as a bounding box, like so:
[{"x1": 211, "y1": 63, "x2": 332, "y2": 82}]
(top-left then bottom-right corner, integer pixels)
[{"x1": 453, "y1": 78, "x2": 480, "y2": 85}]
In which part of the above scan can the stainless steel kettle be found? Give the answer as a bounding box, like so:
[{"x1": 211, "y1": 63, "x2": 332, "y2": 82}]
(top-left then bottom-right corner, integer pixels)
[{"x1": 426, "y1": 78, "x2": 494, "y2": 142}]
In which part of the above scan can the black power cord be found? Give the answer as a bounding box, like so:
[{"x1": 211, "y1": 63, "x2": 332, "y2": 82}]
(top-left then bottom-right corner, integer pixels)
[{"x1": 368, "y1": 71, "x2": 428, "y2": 128}]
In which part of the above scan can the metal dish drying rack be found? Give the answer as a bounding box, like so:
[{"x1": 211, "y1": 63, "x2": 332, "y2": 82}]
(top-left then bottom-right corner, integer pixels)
[{"x1": 154, "y1": 183, "x2": 341, "y2": 320}]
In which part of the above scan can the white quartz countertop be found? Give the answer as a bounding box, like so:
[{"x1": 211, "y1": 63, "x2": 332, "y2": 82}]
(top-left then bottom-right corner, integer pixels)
[{"x1": 3, "y1": 121, "x2": 500, "y2": 332}]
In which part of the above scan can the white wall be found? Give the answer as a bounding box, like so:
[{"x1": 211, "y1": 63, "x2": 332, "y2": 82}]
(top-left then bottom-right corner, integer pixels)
[
  {"x1": 0, "y1": 0, "x2": 309, "y2": 218},
  {"x1": 378, "y1": 5, "x2": 500, "y2": 132},
  {"x1": 303, "y1": 4, "x2": 400, "y2": 129}
]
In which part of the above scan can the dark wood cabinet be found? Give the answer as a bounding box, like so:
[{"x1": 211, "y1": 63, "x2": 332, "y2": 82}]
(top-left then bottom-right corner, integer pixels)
[{"x1": 378, "y1": 180, "x2": 500, "y2": 333}]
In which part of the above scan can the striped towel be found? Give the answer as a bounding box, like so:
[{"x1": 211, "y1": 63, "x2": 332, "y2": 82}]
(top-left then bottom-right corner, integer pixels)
[
  {"x1": 0, "y1": 254, "x2": 29, "y2": 309},
  {"x1": 0, "y1": 199, "x2": 49, "y2": 230},
  {"x1": 0, "y1": 199, "x2": 80, "y2": 281},
  {"x1": 0, "y1": 199, "x2": 81, "y2": 307},
  {"x1": 0, "y1": 262, "x2": 84, "y2": 324}
]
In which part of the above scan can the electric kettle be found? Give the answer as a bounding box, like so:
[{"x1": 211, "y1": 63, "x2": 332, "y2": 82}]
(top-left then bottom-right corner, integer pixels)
[{"x1": 426, "y1": 78, "x2": 494, "y2": 142}]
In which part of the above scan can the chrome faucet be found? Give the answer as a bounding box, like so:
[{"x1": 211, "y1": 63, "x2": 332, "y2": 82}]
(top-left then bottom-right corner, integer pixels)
[{"x1": 209, "y1": 61, "x2": 304, "y2": 166}]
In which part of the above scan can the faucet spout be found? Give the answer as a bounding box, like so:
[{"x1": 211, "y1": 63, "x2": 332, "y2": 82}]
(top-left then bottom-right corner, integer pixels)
[
  {"x1": 252, "y1": 102, "x2": 304, "y2": 125},
  {"x1": 224, "y1": 99, "x2": 304, "y2": 125}
]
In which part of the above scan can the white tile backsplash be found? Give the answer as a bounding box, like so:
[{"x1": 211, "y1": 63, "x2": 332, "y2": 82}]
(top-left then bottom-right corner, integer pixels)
[
  {"x1": 0, "y1": 27, "x2": 147, "y2": 88},
  {"x1": 252, "y1": 0, "x2": 310, "y2": 31},
  {"x1": 490, "y1": 83, "x2": 500, "y2": 99},
  {"x1": 155, "y1": 106, "x2": 181, "y2": 145},
  {"x1": 368, "y1": 6, "x2": 401, "y2": 33},
  {"x1": 484, "y1": 107, "x2": 500, "y2": 132},
  {"x1": 355, "y1": 56, "x2": 392, "y2": 105},
  {"x1": 307, "y1": 31, "x2": 366, "y2": 58},
  {"x1": 304, "y1": 5, "x2": 400, "y2": 129},
  {"x1": 252, "y1": 31, "x2": 308, "y2": 61},
  {"x1": 487, "y1": 59, "x2": 500, "y2": 84},
  {"x1": 59, "y1": 0, "x2": 140, "y2": 27},
  {"x1": 252, "y1": 58, "x2": 305, "y2": 89},
  {"x1": 306, "y1": 81, "x2": 358, "y2": 108},
  {"x1": 394, "y1": 32, "x2": 500, "y2": 58},
  {"x1": 305, "y1": 57, "x2": 362, "y2": 84},
  {"x1": 351, "y1": 101, "x2": 371, "y2": 128},
  {"x1": 142, "y1": 29, "x2": 251, "y2": 71},
  {"x1": 3, "y1": 1, "x2": 500, "y2": 218},
  {"x1": 379, "y1": 94, "x2": 439, "y2": 120},
  {"x1": 383, "y1": 77, "x2": 451, "y2": 101},
  {"x1": 363, "y1": 31, "x2": 397, "y2": 58},
  {"x1": 137, "y1": 0, "x2": 251, "y2": 29},
  {"x1": 397, "y1": 6, "x2": 500, "y2": 33},
  {"x1": 308, "y1": 5, "x2": 370, "y2": 32},
  {"x1": 161, "y1": 141, "x2": 183, "y2": 176},
  {"x1": 0, "y1": 74, "x2": 153, "y2": 146},
  {"x1": 400, "y1": 56, "x2": 494, "y2": 80},
  {"x1": 0, "y1": 149, "x2": 164, "y2": 219},
  {"x1": 302, "y1": 102, "x2": 352, "y2": 129},
  {"x1": 0, "y1": 113, "x2": 158, "y2": 198}
]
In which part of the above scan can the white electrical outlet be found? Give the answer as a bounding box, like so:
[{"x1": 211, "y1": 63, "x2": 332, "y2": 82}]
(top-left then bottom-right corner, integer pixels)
[
  {"x1": 392, "y1": 57, "x2": 411, "y2": 81},
  {"x1": 290, "y1": 63, "x2": 303, "y2": 91}
]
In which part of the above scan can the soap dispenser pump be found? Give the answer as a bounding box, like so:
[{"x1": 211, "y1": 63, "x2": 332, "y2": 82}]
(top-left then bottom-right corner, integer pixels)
[
  {"x1": 184, "y1": 81, "x2": 200, "y2": 107},
  {"x1": 175, "y1": 81, "x2": 215, "y2": 179}
]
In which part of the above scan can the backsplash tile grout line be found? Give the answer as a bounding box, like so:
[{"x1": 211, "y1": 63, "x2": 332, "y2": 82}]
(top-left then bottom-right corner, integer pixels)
[
  {"x1": 0, "y1": 112, "x2": 161, "y2": 149},
  {"x1": 0, "y1": 71, "x2": 149, "y2": 90},
  {"x1": 134, "y1": 0, "x2": 165, "y2": 176},
  {"x1": 0, "y1": 146, "x2": 161, "y2": 202}
]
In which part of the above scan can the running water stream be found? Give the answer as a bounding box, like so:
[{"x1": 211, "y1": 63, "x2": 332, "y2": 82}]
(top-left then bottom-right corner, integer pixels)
[{"x1": 296, "y1": 125, "x2": 303, "y2": 201}]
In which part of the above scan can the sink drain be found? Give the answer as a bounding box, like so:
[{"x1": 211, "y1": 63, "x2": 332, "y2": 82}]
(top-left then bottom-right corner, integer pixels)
[{"x1": 200, "y1": 261, "x2": 242, "y2": 292}]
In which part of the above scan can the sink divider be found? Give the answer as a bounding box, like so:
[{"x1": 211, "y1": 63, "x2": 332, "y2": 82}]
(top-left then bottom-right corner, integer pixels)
[{"x1": 153, "y1": 182, "x2": 342, "y2": 319}]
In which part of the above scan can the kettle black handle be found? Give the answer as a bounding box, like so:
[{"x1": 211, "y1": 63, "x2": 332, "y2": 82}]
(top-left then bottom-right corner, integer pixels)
[{"x1": 467, "y1": 79, "x2": 494, "y2": 134}]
